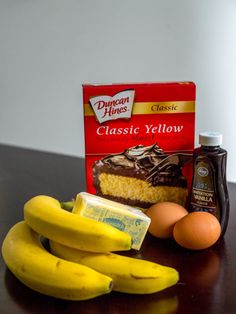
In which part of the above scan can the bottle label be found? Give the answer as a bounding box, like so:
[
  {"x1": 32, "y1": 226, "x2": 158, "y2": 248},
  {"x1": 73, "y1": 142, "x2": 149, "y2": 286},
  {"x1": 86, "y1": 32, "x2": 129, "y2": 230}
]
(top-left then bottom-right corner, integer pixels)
[{"x1": 190, "y1": 160, "x2": 217, "y2": 215}]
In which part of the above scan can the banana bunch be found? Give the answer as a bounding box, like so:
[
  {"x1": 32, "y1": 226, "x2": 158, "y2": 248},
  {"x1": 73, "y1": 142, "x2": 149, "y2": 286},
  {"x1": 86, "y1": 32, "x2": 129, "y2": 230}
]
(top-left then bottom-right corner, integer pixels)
[{"x1": 1, "y1": 195, "x2": 179, "y2": 300}]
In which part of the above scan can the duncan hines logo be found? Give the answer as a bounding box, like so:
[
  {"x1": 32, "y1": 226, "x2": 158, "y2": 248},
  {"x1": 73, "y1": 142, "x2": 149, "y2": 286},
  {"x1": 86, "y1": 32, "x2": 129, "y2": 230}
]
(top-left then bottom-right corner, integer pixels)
[{"x1": 89, "y1": 90, "x2": 135, "y2": 123}]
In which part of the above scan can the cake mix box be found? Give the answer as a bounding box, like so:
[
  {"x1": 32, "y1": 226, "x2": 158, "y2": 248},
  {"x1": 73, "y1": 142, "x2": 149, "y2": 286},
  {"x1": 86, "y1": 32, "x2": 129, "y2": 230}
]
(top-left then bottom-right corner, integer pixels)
[{"x1": 82, "y1": 82, "x2": 196, "y2": 209}]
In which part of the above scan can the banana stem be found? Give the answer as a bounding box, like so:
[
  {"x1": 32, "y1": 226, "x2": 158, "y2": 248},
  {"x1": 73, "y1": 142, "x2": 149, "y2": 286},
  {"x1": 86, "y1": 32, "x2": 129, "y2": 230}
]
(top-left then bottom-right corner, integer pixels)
[{"x1": 60, "y1": 201, "x2": 74, "y2": 212}]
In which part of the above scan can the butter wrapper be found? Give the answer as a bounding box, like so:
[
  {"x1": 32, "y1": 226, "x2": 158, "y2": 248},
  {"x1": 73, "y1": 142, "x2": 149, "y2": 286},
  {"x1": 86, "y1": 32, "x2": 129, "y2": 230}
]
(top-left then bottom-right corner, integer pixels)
[{"x1": 72, "y1": 192, "x2": 151, "y2": 250}]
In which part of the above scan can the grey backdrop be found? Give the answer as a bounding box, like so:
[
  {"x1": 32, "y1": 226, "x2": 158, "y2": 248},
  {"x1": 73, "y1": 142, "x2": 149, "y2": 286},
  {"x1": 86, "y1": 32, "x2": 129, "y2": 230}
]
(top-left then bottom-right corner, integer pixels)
[{"x1": 0, "y1": 0, "x2": 236, "y2": 182}]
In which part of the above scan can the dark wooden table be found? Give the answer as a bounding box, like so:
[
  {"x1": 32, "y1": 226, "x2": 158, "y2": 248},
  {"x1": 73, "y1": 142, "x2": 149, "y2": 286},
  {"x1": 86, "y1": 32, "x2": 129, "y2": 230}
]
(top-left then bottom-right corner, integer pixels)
[{"x1": 0, "y1": 144, "x2": 236, "y2": 314}]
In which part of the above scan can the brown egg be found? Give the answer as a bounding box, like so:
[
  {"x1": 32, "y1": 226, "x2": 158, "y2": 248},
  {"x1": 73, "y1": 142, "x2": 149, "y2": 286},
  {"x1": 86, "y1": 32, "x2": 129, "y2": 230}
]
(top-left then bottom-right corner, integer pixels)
[
  {"x1": 145, "y1": 202, "x2": 188, "y2": 238},
  {"x1": 173, "y1": 212, "x2": 221, "y2": 250}
]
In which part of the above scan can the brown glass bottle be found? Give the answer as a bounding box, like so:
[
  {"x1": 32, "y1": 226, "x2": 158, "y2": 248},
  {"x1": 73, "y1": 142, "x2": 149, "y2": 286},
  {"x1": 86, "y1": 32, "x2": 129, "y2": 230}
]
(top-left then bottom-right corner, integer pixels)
[{"x1": 189, "y1": 132, "x2": 229, "y2": 236}]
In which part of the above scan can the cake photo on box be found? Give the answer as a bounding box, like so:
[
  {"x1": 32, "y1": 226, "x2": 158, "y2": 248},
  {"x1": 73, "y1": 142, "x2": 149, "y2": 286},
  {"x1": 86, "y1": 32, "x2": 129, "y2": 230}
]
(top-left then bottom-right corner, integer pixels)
[{"x1": 93, "y1": 144, "x2": 192, "y2": 209}]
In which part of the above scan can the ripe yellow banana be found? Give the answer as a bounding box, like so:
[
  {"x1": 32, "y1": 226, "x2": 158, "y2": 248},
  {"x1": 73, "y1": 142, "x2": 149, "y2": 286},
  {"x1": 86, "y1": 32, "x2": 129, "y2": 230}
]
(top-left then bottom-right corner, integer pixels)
[
  {"x1": 1, "y1": 221, "x2": 113, "y2": 300},
  {"x1": 24, "y1": 195, "x2": 132, "y2": 253},
  {"x1": 50, "y1": 240, "x2": 179, "y2": 294}
]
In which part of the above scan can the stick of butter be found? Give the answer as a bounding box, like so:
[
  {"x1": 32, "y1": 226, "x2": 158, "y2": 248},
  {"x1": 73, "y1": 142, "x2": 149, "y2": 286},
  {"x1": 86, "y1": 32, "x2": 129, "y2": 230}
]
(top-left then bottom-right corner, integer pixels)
[{"x1": 72, "y1": 192, "x2": 151, "y2": 250}]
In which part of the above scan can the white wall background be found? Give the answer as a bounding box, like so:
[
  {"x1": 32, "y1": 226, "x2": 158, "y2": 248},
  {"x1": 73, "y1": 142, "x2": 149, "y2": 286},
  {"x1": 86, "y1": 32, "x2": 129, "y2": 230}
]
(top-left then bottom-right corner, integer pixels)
[{"x1": 0, "y1": 0, "x2": 236, "y2": 182}]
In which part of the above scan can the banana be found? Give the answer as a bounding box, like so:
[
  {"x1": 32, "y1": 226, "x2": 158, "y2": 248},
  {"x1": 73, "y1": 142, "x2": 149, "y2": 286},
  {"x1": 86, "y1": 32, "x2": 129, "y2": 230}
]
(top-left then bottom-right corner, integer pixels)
[
  {"x1": 50, "y1": 240, "x2": 179, "y2": 294},
  {"x1": 24, "y1": 195, "x2": 132, "y2": 253},
  {"x1": 1, "y1": 221, "x2": 113, "y2": 300}
]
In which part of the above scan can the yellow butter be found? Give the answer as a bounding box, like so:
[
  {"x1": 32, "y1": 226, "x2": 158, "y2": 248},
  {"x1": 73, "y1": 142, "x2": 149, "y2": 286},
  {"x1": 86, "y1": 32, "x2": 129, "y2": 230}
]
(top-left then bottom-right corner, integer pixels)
[{"x1": 72, "y1": 192, "x2": 151, "y2": 250}]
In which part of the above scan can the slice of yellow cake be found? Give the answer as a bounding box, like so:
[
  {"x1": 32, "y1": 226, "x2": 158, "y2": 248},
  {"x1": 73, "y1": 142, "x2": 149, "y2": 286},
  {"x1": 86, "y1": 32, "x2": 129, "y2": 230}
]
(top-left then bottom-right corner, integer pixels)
[{"x1": 93, "y1": 144, "x2": 189, "y2": 209}]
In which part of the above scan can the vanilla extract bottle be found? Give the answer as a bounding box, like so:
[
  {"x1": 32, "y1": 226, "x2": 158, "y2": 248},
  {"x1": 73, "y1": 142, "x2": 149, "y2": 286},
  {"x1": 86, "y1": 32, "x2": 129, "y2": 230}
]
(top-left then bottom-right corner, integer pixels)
[{"x1": 189, "y1": 132, "x2": 229, "y2": 236}]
